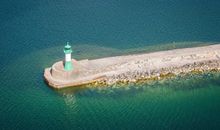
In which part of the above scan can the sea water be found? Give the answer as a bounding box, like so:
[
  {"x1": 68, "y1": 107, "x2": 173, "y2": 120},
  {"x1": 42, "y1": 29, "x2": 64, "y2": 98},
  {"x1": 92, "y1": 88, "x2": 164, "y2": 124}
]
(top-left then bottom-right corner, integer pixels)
[{"x1": 1, "y1": 0, "x2": 220, "y2": 129}]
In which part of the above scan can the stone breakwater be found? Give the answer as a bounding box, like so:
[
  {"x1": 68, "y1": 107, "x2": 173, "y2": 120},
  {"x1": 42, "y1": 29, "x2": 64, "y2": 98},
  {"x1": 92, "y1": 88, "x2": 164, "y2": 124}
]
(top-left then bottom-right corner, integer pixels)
[
  {"x1": 44, "y1": 44, "x2": 220, "y2": 89},
  {"x1": 104, "y1": 60, "x2": 220, "y2": 85}
]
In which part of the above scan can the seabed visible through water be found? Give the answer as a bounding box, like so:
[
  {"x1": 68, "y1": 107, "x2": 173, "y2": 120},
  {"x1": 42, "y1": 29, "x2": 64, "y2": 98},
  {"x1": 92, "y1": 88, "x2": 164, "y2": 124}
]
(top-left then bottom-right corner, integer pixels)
[{"x1": 1, "y1": 42, "x2": 220, "y2": 129}]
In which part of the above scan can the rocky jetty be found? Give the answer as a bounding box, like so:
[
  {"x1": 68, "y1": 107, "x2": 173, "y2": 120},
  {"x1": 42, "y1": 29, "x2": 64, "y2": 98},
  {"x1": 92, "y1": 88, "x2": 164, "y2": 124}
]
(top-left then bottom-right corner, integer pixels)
[{"x1": 44, "y1": 44, "x2": 220, "y2": 89}]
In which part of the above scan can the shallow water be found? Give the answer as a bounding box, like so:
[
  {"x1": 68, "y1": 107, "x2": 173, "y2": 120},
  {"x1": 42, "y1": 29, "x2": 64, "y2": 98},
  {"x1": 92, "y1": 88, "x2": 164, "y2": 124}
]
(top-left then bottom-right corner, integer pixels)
[{"x1": 1, "y1": 0, "x2": 220, "y2": 129}]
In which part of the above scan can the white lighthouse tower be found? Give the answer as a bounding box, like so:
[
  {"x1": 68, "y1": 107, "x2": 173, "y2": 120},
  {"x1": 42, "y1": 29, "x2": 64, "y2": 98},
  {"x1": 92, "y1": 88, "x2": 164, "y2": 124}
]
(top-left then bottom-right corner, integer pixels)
[{"x1": 64, "y1": 42, "x2": 73, "y2": 71}]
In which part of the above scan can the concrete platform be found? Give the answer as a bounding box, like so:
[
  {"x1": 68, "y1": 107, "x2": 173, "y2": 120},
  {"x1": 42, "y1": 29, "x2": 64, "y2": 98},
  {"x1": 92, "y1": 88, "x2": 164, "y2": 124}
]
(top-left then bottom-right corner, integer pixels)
[{"x1": 44, "y1": 44, "x2": 220, "y2": 89}]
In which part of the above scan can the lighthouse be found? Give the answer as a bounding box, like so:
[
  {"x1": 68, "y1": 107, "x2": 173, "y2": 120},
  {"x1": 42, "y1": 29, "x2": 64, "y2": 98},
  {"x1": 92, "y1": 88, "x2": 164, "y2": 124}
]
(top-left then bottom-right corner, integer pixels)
[{"x1": 64, "y1": 42, "x2": 73, "y2": 71}]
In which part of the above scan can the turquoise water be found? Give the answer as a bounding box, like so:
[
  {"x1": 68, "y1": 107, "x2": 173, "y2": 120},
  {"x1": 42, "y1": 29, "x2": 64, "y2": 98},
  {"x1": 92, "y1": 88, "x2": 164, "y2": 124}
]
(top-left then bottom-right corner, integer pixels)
[{"x1": 1, "y1": 0, "x2": 220, "y2": 129}]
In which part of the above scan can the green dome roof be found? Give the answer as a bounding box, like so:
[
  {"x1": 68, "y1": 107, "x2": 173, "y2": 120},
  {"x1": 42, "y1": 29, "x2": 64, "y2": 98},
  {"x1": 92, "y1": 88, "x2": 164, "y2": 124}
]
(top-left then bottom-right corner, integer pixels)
[
  {"x1": 64, "y1": 42, "x2": 72, "y2": 54},
  {"x1": 65, "y1": 42, "x2": 71, "y2": 49}
]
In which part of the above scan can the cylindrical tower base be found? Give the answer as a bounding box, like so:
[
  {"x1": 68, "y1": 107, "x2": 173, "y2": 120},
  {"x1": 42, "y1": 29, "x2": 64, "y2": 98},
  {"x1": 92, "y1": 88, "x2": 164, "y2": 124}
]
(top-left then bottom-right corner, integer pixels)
[{"x1": 64, "y1": 61, "x2": 73, "y2": 71}]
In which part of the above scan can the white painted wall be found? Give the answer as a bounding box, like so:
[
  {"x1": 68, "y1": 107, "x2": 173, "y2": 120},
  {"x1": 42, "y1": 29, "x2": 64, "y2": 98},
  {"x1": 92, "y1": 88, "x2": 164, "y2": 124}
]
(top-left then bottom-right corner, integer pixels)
[{"x1": 65, "y1": 53, "x2": 71, "y2": 61}]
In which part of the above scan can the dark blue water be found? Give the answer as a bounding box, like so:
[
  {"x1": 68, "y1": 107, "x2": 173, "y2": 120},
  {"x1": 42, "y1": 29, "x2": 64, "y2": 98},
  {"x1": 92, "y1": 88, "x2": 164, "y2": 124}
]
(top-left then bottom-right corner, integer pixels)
[{"x1": 1, "y1": 0, "x2": 220, "y2": 129}]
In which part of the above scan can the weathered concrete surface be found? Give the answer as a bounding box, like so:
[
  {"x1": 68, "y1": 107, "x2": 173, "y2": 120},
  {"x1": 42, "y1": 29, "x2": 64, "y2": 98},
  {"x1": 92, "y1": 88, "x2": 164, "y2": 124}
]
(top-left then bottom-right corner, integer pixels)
[{"x1": 44, "y1": 44, "x2": 220, "y2": 89}]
